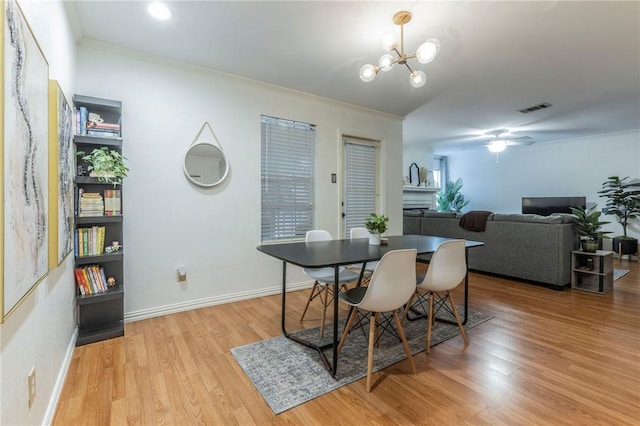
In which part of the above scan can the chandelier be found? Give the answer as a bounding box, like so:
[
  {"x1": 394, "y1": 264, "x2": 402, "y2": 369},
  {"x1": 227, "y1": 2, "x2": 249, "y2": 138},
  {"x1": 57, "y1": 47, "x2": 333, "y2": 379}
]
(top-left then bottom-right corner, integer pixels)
[{"x1": 359, "y1": 11, "x2": 440, "y2": 88}]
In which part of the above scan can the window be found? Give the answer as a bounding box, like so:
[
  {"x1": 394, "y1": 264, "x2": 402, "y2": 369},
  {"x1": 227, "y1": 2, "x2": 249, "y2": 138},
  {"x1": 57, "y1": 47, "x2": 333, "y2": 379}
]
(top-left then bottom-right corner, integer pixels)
[
  {"x1": 343, "y1": 138, "x2": 378, "y2": 237},
  {"x1": 261, "y1": 115, "x2": 316, "y2": 242},
  {"x1": 433, "y1": 155, "x2": 447, "y2": 189}
]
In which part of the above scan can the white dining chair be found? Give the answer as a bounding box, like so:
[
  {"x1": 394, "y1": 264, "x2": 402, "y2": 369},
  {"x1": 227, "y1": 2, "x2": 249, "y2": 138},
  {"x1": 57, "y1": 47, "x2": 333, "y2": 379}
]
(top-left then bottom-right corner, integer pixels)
[
  {"x1": 300, "y1": 230, "x2": 360, "y2": 337},
  {"x1": 403, "y1": 239, "x2": 468, "y2": 354},
  {"x1": 347, "y1": 227, "x2": 379, "y2": 285},
  {"x1": 337, "y1": 248, "x2": 418, "y2": 392}
]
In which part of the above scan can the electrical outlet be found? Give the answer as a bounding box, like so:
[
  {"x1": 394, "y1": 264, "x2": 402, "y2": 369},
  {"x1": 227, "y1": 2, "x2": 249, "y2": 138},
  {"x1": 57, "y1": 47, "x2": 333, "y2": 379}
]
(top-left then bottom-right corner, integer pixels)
[
  {"x1": 177, "y1": 265, "x2": 187, "y2": 282},
  {"x1": 28, "y1": 367, "x2": 36, "y2": 408}
]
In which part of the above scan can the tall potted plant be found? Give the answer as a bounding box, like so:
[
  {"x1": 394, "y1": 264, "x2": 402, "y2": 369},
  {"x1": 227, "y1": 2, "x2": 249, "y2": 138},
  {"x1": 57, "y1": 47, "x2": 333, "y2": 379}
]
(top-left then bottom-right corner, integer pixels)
[
  {"x1": 570, "y1": 205, "x2": 610, "y2": 252},
  {"x1": 365, "y1": 213, "x2": 389, "y2": 245},
  {"x1": 437, "y1": 178, "x2": 470, "y2": 213},
  {"x1": 598, "y1": 176, "x2": 640, "y2": 255}
]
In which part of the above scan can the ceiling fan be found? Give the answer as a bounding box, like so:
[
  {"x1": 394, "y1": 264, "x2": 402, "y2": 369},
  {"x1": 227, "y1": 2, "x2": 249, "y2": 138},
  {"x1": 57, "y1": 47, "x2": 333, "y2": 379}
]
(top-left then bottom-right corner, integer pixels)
[{"x1": 482, "y1": 129, "x2": 535, "y2": 152}]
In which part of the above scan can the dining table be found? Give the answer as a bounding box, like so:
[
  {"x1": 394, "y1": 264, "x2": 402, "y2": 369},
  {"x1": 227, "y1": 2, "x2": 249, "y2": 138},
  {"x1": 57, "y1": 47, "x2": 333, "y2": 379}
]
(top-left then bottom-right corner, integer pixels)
[{"x1": 257, "y1": 234, "x2": 484, "y2": 377}]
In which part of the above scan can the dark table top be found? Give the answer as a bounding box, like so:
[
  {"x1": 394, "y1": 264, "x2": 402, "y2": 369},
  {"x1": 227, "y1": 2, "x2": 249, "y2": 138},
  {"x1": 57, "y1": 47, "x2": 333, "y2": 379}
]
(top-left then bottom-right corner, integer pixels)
[{"x1": 257, "y1": 234, "x2": 484, "y2": 268}]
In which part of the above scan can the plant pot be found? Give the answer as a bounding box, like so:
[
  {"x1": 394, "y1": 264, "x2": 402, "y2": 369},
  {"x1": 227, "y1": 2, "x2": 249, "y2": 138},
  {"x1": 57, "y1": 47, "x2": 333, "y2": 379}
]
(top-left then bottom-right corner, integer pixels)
[
  {"x1": 581, "y1": 240, "x2": 598, "y2": 253},
  {"x1": 613, "y1": 237, "x2": 638, "y2": 256},
  {"x1": 368, "y1": 233, "x2": 381, "y2": 246}
]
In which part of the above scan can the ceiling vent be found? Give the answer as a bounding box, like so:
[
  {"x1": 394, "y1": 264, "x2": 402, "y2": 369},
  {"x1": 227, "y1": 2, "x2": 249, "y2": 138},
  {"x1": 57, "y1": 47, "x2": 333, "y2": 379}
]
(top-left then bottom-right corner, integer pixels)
[{"x1": 518, "y1": 102, "x2": 552, "y2": 114}]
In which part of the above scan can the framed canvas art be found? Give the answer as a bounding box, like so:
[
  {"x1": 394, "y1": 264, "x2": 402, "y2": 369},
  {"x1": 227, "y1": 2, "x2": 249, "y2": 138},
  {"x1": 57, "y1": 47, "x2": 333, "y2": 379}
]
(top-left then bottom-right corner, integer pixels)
[
  {"x1": 48, "y1": 80, "x2": 74, "y2": 267},
  {"x1": 1, "y1": 0, "x2": 50, "y2": 322}
]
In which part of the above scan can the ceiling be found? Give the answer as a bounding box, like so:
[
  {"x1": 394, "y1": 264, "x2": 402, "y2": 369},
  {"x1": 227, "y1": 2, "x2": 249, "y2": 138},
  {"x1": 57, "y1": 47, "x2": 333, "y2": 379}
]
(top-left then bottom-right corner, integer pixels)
[{"x1": 67, "y1": 1, "x2": 640, "y2": 154}]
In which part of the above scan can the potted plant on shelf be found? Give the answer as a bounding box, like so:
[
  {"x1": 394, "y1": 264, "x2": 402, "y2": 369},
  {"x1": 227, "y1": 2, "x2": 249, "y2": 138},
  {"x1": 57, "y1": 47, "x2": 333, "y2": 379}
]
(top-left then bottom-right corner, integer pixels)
[
  {"x1": 77, "y1": 146, "x2": 129, "y2": 187},
  {"x1": 365, "y1": 213, "x2": 389, "y2": 245},
  {"x1": 570, "y1": 205, "x2": 610, "y2": 253},
  {"x1": 598, "y1": 176, "x2": 640, "y2": 256}
]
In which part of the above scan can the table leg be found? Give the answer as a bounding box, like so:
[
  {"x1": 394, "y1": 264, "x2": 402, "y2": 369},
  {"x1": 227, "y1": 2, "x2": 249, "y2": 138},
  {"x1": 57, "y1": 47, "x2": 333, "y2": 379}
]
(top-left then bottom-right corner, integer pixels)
[
  {"x1": 462, "y1": 248, "x2": 469, "y2": 325},
  {"x1": 280, "y1": 261, "x2": 337, "y2": 377},
  {"x1": 332, "y1": 266, "x2": 339, "y2": 377}
]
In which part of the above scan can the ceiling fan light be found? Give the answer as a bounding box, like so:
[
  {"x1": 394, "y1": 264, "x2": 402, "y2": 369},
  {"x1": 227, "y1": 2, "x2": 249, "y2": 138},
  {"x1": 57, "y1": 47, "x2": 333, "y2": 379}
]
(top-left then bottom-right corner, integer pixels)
[
  {"x1": 409, "y1": 70, "x2": 426, "y2": 88},
  {"x1": 488, "y1": 141, "x2": 507, "y2": 153},
  {"x1": 378, "y1": 54, "x2": 395, "y2": 72},
  {"x1": 382, "y1": 33, "x2": 397, "y2": 51},
  {"x1": 416, "y1": 38, "x2": 440, "y2": 64},
  {"x1": 359, "y1": 64, "x2": 378, "y2": 82}
]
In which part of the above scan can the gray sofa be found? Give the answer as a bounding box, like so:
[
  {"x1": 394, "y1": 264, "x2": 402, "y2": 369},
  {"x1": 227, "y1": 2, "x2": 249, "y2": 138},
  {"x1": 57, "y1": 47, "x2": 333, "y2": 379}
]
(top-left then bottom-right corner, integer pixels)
[{"x1": 403, "y1": 210, "x2": 579, "y2": 289}]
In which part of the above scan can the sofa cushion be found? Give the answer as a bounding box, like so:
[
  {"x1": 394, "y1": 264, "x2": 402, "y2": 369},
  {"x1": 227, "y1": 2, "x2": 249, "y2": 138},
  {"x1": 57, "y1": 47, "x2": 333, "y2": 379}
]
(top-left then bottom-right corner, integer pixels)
[
  {"x1": 492, "y1": 213, "x2": 564, "y2": 224},
  {"x1": 422, "y1": 211, "x2": 457, "y2": 219}
]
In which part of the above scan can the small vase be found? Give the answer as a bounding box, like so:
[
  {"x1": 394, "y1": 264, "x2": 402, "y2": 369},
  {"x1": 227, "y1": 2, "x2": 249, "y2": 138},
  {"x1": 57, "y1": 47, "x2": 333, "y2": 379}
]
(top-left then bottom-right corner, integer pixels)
[{"x1": 369, "y1": 233, "x2": 381, "y2": 246}]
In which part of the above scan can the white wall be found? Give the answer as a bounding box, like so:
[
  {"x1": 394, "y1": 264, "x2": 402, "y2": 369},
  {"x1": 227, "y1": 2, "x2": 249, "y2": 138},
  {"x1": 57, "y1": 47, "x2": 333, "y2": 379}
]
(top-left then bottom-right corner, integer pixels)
[
  {"x1": 75, "y1": 44, "x2": 404, "y2": 318},
  {"x1": 0, "y1": 1, "x2": 77, "y2": 425},
  {"x1": 446, "y1": 130, "x2": 640, "y2": 238}
]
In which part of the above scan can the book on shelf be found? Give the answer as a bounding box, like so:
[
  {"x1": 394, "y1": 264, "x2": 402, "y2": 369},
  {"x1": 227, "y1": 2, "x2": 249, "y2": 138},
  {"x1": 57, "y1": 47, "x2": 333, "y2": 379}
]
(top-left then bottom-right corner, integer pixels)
[
  {"x1": 74, "y1": 265, "x2": 108, "y2": 295},
  {"x1": 75, "y1": 226, "x2": 106, "y2": 257},
  {"x1": 75, "y1": 107, "x2": 88, "y2": 136},
  {"x1": 78, "y1": 189, "x2": 104, "y2": 217},
  {"x1": 104, "y1": 189, "x2": 122, "y2": 215}
]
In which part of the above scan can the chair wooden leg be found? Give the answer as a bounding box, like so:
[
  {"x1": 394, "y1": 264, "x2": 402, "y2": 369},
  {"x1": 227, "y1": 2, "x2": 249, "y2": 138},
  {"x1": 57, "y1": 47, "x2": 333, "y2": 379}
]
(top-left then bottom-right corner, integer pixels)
[
  {"x1": 300, "y1": 281, "x2": 320, "y2": 322},
  {"x1": 447, "y1": 292, "x2": 468, "y2": 347},
  {"x1": 366, "y1": 312, "x2": 378, "y2": 392},
  {"x1": 401, "y1": 290, "x2": 417, "y2": 322},
  {"x1": 393, "y1": 311, "x2": 416, "y2": 375},
  {"x1": 337, "y1": 307, "x2": 359, "y2": 354},
  {"x1": 426, "y1": 292, "x2": 434, "y2": 354}
]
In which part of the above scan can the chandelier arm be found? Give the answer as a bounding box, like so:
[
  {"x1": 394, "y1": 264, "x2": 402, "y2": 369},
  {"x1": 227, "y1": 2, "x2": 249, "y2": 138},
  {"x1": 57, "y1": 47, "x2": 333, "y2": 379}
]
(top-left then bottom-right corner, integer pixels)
[{"x1": 404, "y1": 61, "x2": 415, "y2": 74}]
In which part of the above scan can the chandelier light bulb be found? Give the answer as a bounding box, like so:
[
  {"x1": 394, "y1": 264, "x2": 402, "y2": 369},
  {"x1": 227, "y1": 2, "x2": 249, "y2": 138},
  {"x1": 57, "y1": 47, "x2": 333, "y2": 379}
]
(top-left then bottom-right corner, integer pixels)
[
  {"x1": 488, "y1": 141, "x2": 507, "y2": 153},
  {"x1": 378, "y1": 54, "x2": 395, "y2": 72},
  {"x1": 382, "y1": 33, "x2": 397, "y2": 51},
  {"x1": 147, "y1": 2, "x2": 172, "y2": 20},
  {"x1": 409, "y1": 70, "x2": 426, "y2": 88},
  {"x1": 360, "y1": 64, "x2": 378, "y2": 82},
  {"x1": 416, "y1": 38, "x2": 440, "y2": 64}
]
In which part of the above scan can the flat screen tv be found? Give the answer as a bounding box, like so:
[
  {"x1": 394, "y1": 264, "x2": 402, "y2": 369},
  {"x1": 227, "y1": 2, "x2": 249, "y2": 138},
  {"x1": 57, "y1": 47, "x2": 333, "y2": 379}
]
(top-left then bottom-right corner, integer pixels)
[{"x1": 521, "y1": 196, "x2": 586, "y2": 216}]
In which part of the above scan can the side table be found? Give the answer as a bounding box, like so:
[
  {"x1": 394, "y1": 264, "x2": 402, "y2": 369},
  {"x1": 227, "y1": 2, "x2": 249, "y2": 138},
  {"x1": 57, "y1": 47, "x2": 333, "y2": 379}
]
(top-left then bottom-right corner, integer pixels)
[{"x1": 571, "y1": 250, "x2": 613, "y2": 294}]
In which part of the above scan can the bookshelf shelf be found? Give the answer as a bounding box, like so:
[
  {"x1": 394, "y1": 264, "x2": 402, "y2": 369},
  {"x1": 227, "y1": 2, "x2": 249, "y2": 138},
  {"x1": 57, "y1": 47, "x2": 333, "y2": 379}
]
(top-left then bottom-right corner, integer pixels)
[
  {"x1": 73, "y1": 94, "x2": 125, "y2": 346},
  {"x1": 76, "y1": 215, "x2": 123, "y2": 225},
  {"x1": 75, "y1": 251, "x2": 123, "y2": 265},
  {"x1": 76, "y1": 285, "x2": 124, "y2": 305}
]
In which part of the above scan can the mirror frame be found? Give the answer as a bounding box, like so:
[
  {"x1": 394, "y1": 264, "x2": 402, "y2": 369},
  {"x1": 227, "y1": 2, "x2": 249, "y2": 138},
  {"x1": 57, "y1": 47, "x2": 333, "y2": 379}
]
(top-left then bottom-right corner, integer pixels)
[{"x1": 183, "y1": 142, "x2": 230, "y2": 188}]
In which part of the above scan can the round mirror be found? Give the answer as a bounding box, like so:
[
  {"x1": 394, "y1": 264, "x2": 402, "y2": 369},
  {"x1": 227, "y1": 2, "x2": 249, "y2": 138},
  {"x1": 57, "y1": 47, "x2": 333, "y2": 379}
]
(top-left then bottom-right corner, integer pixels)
[{"x1": 183, "y1": 142, "x2": 229, "y2": 187}]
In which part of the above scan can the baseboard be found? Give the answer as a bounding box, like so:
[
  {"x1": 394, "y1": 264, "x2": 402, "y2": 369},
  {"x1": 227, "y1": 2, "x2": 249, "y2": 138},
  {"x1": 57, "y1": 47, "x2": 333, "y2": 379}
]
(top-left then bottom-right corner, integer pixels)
[
  {"x1": 125, "y1": 280, "x2": 314, "y2": 323},
  {"x1": 43, "y1": 327, "x2": 78, "y2": 426}
]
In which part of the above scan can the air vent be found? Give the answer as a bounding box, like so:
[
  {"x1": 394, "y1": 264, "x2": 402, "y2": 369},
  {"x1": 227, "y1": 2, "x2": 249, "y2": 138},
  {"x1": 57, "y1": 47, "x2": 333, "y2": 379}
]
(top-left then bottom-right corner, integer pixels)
[{"x1": 518, "y1": 102, "x2": 552, "y2": 114}]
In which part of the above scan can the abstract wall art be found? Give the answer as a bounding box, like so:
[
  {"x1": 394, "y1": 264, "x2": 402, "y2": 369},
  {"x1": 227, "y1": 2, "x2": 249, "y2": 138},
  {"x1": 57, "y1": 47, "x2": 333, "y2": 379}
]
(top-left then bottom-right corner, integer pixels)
[
  {"x1": 48, "y1": 80, "x2": 73, "y2": 267},
  {"x1": 1, "y1": 0, "x2": 50, "y2": 322}
]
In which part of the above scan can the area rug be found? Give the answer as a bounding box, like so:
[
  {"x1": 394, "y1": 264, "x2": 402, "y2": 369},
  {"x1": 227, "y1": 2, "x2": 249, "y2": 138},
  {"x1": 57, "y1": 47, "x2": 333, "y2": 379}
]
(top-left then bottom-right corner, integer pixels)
[
  {"x1": 614, "y1": 269, "x2": 630, "y2": 281},
  {"x1": 231, "y1": 307, "x2": 492, "y2": 414}
]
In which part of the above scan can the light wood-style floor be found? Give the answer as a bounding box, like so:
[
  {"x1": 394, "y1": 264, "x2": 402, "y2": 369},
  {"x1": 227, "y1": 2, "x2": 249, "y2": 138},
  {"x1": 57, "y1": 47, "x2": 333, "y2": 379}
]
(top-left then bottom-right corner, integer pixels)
[{"x1": 53, "y1": 259, "x2": 640, "y2": 425}]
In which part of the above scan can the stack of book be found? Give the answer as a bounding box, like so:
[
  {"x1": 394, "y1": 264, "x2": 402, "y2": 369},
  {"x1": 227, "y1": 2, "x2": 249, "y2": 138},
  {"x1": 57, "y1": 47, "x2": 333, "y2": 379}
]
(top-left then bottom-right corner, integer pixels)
[
  {"x1": 74, "y1": 107, "x2": 121, "y2": 138},
  {"x1": 75, "y1": 226, "x2": 106, "y2": 257},
  {"x1": 104, "y1": 189, "x2": 122, "y2": 215},
  {"x1": 78, "y1": 190, "x2": 104, "y2": 217},
  {"x1": 74, "y1": 265, "x2": 109, "y2": 295},
  {"x1": 86, "y1": 122, "x2": 121, "y2": 138}
]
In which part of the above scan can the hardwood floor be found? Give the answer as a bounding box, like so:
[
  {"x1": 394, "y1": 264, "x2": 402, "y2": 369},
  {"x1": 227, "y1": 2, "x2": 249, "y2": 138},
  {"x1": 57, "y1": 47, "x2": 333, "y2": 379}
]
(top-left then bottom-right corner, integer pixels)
[{"x1": 53, "y1": 260, "x2": 640, "y2": 425}]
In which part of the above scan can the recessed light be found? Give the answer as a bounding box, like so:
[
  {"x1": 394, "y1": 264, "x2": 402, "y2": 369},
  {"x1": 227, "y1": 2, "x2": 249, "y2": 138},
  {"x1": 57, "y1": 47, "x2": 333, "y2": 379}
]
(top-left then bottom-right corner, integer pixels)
[{"x1": 148, "y1": 2, "x2": 171, "y2": 20}]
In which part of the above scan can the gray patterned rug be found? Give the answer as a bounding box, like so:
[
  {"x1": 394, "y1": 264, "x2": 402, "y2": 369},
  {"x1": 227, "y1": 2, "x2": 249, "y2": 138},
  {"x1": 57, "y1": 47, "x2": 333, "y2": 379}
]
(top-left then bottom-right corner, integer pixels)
[
  {"x1": 614, "y1": 269, "x2": 630, "y2": 281},
  {"x1": 231, "y1": 306, "x2": 492, "y2": 414}
]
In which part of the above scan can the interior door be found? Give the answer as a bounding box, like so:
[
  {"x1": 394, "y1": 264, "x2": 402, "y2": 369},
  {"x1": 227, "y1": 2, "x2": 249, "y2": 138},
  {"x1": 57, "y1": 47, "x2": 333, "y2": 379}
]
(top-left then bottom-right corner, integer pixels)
[{"x1": 342, "y1": 137, "x2": 379, "y2": 238}]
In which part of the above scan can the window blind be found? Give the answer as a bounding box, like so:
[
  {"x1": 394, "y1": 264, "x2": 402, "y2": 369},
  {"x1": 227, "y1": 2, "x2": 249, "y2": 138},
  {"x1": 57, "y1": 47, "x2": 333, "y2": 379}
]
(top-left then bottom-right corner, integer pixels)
[
  {"x1": 343, "y1": 140, "x2": 377, "y2": 237},
  {"x1": 261, "y1": 115, "x2": 316, "y2": 242}
]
